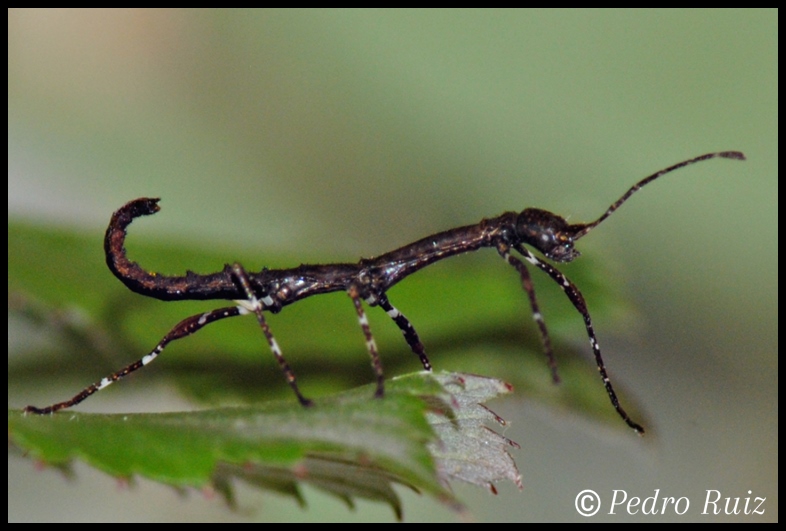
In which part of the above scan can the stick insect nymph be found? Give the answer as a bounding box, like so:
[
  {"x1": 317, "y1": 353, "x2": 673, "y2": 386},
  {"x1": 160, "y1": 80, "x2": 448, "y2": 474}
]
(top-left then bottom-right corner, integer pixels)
[{"x1": 25, "y1": 151, "x2": 746, "y2": 435}]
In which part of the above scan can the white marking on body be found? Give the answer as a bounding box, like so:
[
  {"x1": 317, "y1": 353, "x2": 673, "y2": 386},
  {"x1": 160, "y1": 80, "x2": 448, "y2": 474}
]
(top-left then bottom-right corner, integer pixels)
[
  {"x1": 366, "y1": 339, "x2": 378, "y2": 351},
  {"x1": 524, "y1": 255, "x2": 539, "y2": 266},
  {"x1": 142, "y1": 352, "x2": 157, "y2": 365},
  {"x1": 365, "y1": 295, "x2": 377, "y2": 305},
  {"x1": 97, "y1": 378, "x2": 112, "y2": 390},
  {"x1": 198, "y1": 312, "x2": 211, "y2": 326},
  {"x1": 262, "y1": 295, "x2": 275, "y2": 307},
  {"x1": 358, "y1": 313, "x2": 369, "y2": 326},
  {"x1": 270, "y1": 338, "x2": 282, "y2": 356},
  {"x1": 386, "y1": 308, "x2": 401, "y2": 318},
  {"x1": 235, "y1": 299, "x2": 262, "y2": 313},
  {"x1": 532, "y1": 311, "x2": 542, "y2": 320}
]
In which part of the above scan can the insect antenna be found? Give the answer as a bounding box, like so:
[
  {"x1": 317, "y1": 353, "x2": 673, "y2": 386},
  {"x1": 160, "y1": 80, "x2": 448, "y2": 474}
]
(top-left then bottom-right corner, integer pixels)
[{"x1": 571, "y1": 151, "x2": 746, "y2": 239}]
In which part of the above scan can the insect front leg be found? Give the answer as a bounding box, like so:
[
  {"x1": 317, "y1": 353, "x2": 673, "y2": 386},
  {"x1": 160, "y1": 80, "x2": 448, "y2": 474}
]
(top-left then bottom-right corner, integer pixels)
[
  {"x1": 512, "y1": 245, "x2": 644, "y2": 434},
  {"x1": 496, "y1": 242, "x2": 560, "y2": 383},
  {"x1": 231, "y1": 263, "x2": 312, "y2": 407}
]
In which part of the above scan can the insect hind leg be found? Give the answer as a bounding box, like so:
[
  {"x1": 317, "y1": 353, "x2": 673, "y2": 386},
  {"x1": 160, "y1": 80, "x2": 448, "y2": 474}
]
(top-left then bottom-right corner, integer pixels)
[
  {"x1": 23, "y1": 306, "x2": 243, "y2": 414},
  {"x1": 231, "y1": 263, "x2": 312, "y2": 407}
]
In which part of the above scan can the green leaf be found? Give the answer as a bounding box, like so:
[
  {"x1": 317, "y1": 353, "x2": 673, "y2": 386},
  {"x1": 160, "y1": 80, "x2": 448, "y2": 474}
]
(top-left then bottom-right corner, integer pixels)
[
  {"x1": 425, "y1": 373, "x2": 522, "y2": 493},
  {"x1": 9, "y1": 372, "x2": 519, "y2": 518}
]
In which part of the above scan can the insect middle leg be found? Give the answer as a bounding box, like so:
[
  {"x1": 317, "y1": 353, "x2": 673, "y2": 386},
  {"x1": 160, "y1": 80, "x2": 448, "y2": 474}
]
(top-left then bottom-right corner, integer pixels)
[
  {"x1": 231, "y1": 263, "x2": 312, "y2": 407},
  {"x1": 374, "y1": 293, "x2": 432, "y2": 371},
  {"x1": 349, "y1": 287, "x2": 385, "y2": 398}
]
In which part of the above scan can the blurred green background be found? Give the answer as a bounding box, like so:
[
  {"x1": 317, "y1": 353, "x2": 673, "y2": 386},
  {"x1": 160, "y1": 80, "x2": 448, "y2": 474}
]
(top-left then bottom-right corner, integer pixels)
[{"x1": 8, "y1": 9, "x2": 776, "y2": 522}]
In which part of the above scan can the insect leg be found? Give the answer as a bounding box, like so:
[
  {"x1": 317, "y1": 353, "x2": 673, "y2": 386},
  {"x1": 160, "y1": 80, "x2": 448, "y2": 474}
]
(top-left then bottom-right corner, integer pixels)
[
  {"x1": 513, "y1": 244, "x2": 645, "y2": 434},
  {"x1": 23, "y1": 306, "x2": 243, "y2": 414},
  {"x1": 349, "y1": 287, "x2": 385, "y2": 398},
  {"x1": 231, "y1": 263, "x2": 312, "y2": 407},
  {"x1": 496, "y1": 243, "x2": 560, "y2": 383},
  {"x1": 374, "y1": 293, "x2": 432, "y2": 371}
]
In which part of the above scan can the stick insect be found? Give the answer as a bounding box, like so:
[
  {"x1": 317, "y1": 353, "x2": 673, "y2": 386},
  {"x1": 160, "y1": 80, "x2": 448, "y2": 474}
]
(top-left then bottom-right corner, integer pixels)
[{"x1": 24, "y1": 151, "x2": 746, "y2": 434}]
